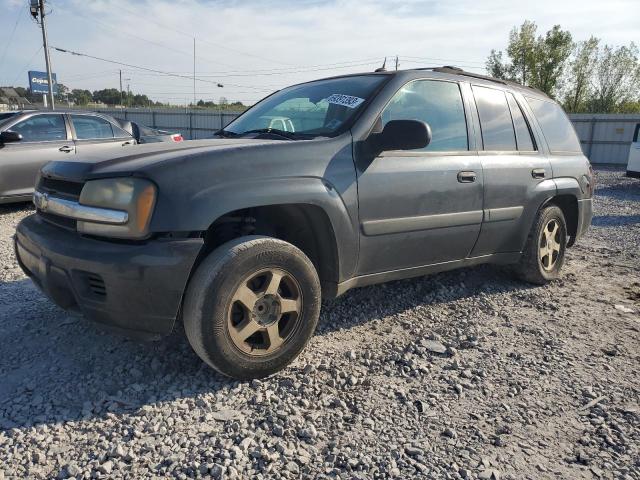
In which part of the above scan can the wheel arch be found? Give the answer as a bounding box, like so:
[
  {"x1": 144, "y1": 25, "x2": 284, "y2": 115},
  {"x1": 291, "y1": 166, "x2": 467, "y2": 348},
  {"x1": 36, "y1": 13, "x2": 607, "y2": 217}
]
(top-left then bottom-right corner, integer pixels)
[
  {"x1": 191, "y1": 202, "x2": 343, "y2": 299},
  {"x1": 542, "y1": 193, "x2": 579, "y2": 247}
]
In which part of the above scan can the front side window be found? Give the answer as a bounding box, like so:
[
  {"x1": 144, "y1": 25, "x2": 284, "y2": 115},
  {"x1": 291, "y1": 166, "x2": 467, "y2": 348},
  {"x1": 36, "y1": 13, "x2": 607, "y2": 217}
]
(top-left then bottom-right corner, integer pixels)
[
  {"x1": 525, "y1": 97, "x2": 582, "y2": 153},
  {"x1": 381, "y1": 80, "x2": 468, "y2": 151},
  {"x1": 9, "y1": 114, "x2": 67, "y2": 142},
  {"x1": 71, "y1": 115, "x2": 114, "y2": 140},
  {"x1": 224, "y1": 75, "x2": 388, "y2": 138},
  {"x1": 506, "y1": 93, "x2": 536, "y2": 151},
  {"x1": 473, "y1": 86, "x2": 517, "y2": 151}
]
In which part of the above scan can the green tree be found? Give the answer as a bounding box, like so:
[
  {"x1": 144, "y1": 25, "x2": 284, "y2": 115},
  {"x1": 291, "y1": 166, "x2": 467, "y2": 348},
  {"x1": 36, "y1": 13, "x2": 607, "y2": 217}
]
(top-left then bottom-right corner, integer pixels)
[
  {"x1": 486, "y1": 20, "x2": 573, "y2": 98},
  {"x1": 506, "y1": 20, "x2": 538, "y2": 85},
  {"x1": 587, "y1": 42, "x2": 640, "y2": 113},
  {"x1": 531, "y1": 25, "x2": 573, "y2": 95},
  {"x1": 562, "y1": 37, "x2": 599, "y2": 113},
  {"x1": 70, "y1": 89, "x2": 93, "y2": 105},
  {"x1": 486, "y1": 50, "x2": 510, "y2": 80},
  {"x1": 92, "y1": 88, "x2": 121, "y2": 106}
]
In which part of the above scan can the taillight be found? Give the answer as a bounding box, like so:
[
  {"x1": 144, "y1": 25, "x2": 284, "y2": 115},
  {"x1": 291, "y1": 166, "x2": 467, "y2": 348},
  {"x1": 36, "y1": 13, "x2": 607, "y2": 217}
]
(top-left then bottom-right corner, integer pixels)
[{"x1": 172, "y1": 134, "x2": 183, "y2": 142}]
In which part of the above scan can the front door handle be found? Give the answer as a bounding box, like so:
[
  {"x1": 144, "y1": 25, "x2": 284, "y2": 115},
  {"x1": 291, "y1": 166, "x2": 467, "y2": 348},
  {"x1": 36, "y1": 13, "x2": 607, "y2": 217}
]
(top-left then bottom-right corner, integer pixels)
[
  {"x1": 457, "y1": 171, "x2": 477, "y2": 183},
  {"x1": 59, "y1": 145, "x2": 74, "y2": 153},
  {"x1": 532, "y1": 168, "x2": 546, "y2": 179}
]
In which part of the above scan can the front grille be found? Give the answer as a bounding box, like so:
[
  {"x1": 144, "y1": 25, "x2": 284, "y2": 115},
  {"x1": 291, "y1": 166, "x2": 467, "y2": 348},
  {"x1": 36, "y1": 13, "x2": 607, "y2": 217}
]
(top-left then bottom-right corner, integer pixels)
[
  {"x1": 38, "y1": 211, "x2": 77, "y2": 231},
  {"x1": 39, "y1": 177, "x2": 84, "y2": 201},
  {"x1": 36, "y1": 177, "x2": 84, "y2": 230}
]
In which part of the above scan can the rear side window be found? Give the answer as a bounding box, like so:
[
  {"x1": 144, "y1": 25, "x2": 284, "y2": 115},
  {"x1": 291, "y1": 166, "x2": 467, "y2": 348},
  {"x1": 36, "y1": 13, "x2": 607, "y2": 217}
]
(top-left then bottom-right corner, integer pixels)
[
  {"x1": 10, "y1": 114, "x2": 67, "y2": 142},
  {"x1": 633, "y1": 124, "x2": 639, "y2": 142},
  {"x1": 526, "y1": 97, "x2": 582, "y2": 153},
  {"x1": 506, "y1": 93, "x2": 536, "y2": 151},
  {"x1": 472, "y1": 86, "x2": 516, "y2": 151},
  {"x1": 71, "y1": 115, "x2": 114, "y2": 140},
  {"x1": 381, "y1": 79, "x2": 468, "y2": 151}
]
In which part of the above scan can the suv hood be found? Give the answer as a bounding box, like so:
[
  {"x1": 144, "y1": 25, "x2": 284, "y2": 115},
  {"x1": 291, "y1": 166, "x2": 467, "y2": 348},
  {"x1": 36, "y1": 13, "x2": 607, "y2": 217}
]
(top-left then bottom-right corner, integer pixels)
[{"x1": 40, "y1": 138, "x2": 282, "y2": 182}]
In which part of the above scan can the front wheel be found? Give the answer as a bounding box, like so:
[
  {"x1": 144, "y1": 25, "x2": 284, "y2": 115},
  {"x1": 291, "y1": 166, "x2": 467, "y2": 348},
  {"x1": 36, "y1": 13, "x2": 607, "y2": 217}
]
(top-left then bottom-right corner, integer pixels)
[
  {"x1": 183, "y1": 236, "x2": 321, "y2": 379},
  {"x1": 513, "y1": 205, "x2": 567, "y2": 285}
]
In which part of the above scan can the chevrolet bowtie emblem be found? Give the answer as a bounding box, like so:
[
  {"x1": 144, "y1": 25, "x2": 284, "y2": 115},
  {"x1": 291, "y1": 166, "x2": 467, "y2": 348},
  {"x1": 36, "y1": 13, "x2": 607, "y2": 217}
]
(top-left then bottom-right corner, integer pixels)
[{"x1": 34, "y1": 191, "x2": 49, "y2": 211}]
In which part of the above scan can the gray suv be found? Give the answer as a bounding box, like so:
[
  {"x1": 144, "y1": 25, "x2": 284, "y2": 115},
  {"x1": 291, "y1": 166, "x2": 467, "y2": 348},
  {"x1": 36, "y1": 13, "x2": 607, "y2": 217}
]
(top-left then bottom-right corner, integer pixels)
[{"x1": 15, "y1": 67, "x2": 593, "y2": 379}]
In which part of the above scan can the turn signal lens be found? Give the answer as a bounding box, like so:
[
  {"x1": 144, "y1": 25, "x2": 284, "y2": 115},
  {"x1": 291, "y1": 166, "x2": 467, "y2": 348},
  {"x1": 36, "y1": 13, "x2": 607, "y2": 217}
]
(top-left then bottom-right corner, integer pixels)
[{"x1": 136, "y1": 183, "x2": 156, "y2": 232}]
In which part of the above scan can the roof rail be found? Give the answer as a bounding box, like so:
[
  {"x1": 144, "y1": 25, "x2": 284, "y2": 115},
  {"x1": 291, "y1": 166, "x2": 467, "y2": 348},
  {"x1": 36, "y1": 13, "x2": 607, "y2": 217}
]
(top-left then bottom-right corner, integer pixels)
[{"x1": 410, "y1": 66, "x2": 547, "y2": 96}]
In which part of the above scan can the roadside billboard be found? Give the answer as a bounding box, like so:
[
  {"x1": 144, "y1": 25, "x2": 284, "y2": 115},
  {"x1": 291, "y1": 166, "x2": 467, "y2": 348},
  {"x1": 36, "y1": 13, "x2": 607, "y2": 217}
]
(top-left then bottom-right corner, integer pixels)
[{"x1": 28, "y1": 71, "x2": 58, "y2": 94}]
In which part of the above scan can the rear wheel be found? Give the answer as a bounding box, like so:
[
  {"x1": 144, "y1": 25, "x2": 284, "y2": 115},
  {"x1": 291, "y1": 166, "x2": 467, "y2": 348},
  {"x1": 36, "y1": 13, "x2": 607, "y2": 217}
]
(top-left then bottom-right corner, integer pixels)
[
  {"x1": 514, "y1": 205, "x2": 567, "y2": 285},
  {"x1": 183, "y1": 236, "x2": 321, "y2": 379}
]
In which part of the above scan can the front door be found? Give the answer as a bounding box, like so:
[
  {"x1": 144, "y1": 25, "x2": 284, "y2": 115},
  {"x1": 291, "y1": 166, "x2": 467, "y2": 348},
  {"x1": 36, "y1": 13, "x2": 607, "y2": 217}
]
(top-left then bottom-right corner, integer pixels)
[
  {"x1": 69, "y1": 114, "x2": 136, "y2": 156},
  {"x1": 0, "y1": 113, "x2": 74, "y2": 199},
  {"x1": 356, "y1": 79, "x2": 484, "y2": 275}
]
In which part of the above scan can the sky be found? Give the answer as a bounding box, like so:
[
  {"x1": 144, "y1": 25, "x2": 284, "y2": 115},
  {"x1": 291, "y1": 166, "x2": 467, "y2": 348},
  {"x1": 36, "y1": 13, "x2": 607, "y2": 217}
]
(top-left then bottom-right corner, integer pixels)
[{"x1": 0, "y1": 0, "x2": 638, "y2": 105}]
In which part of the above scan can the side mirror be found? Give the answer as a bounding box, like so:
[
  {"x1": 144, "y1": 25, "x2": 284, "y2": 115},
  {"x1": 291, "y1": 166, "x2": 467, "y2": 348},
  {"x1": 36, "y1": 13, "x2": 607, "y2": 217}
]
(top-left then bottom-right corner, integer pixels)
[
  {"x1": 0, "y1": 131, "x2": 22, "y2": 144},
  {"x1": 378, "y1": 120, "x2": 431, "y2": 152}
]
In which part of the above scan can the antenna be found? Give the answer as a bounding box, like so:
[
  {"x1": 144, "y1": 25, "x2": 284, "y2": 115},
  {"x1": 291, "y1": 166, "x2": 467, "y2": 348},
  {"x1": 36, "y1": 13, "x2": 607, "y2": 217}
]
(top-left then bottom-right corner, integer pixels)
[{"x1": 374, "y1": 57, "x2": 387, "y2": 73}]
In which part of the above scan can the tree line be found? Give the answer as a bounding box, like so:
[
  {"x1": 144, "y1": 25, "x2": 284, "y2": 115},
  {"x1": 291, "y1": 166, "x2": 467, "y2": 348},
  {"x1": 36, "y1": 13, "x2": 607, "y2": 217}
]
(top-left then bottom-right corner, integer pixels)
[
  {"x1": 486, "y1": 20, "x2": 640, "y2": 113},
  {"x1": 9, "y1": 85, "x2": 246, "y2": 110}
]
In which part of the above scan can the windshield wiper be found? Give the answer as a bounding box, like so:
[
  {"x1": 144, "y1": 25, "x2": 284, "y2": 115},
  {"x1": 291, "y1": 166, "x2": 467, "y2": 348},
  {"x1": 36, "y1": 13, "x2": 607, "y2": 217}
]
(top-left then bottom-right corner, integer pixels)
[
  {"x1": 213, "y1": 129, "x2": 238, "y2": 138},
  {"x1": 238, "y1": 128, "x2": 297, "y2": 140}
]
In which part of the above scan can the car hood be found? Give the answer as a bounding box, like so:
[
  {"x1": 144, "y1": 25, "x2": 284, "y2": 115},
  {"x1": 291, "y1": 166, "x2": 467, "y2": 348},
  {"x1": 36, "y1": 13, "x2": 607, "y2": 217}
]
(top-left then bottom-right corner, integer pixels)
[{"x1": 40, "y1": 138, "x2": 283, "y2": 182}]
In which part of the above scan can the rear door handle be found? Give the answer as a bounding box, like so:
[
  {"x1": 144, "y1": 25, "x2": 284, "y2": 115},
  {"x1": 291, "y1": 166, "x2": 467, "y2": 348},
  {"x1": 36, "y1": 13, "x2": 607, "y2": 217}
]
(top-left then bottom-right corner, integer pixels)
[
  {"x1": 122, "y1": 140, "x2": 134, "y2": 146},
  {"x1": 532, "y1": 168, "x2": 546, "y2": 179},
  {"x1": 457, "y1": 171, "x2": 477, "y2": 183},
  {"x1": 59, "y1": 145, "x2": 74, "y2": 153}
]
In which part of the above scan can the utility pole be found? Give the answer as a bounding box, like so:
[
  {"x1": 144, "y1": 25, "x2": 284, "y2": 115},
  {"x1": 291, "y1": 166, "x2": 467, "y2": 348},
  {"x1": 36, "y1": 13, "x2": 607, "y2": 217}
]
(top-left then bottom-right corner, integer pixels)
[
  {"x1": 119, "y1": 69, "x2": 123, "y2": 107},
  {"x1": 31, "y1": 0, "x2": 55, "y2": 110},
  {"x1": 193, "y1": 38, "x2": 196, "y2": 108},
  {"x1": 395, "y1": 55, "x2": 399, "y2": 71}
]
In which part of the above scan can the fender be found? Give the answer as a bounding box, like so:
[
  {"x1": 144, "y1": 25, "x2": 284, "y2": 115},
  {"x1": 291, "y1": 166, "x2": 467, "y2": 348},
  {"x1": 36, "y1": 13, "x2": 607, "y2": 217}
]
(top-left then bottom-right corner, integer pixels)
[
  {"x1": 553, "y1": 176, "x2": 585, "y2": 199},
  {"x1": 511, "y1": 178, "x2": 559, "y2": 253},
  {"x1": 153, "y1": 175, "x2": 359, "y2": 282}
]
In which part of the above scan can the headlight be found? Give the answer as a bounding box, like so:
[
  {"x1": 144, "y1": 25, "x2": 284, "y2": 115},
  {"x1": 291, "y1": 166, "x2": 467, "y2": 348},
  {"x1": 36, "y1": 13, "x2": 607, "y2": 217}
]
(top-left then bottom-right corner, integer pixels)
[{"x1": 77, "y1": 177, "x2": 157, "y2": 239}]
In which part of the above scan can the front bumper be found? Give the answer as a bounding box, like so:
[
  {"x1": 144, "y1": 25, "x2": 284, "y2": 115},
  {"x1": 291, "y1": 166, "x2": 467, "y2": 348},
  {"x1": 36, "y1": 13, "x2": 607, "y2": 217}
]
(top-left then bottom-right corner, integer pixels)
[{"x1": 15, "y1": 214, "x2": 203, "y2": 336}]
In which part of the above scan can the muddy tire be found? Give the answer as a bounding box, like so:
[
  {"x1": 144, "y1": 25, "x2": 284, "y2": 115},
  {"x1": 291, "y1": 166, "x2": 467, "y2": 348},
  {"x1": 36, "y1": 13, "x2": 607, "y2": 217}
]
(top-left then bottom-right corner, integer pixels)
[
  {"x1": 513, "y1": 205, "x2": 567, "y2": 285},
  {"x1": 183, "y1": 236, "x2": 321, "y2": 380}
]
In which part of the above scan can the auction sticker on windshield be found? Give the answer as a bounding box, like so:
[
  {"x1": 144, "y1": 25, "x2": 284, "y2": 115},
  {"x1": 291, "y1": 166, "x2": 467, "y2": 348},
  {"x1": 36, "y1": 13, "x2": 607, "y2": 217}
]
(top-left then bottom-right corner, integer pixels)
[{"x1": 326, "y1": 94, "x2": 365, "y2": 109}]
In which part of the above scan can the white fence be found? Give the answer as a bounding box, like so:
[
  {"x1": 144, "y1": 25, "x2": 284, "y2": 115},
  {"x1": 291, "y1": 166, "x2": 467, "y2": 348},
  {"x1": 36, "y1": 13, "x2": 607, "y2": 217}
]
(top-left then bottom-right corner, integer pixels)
[{"x1": 78, "y1": 107, "x2": 638, "y2": 165}]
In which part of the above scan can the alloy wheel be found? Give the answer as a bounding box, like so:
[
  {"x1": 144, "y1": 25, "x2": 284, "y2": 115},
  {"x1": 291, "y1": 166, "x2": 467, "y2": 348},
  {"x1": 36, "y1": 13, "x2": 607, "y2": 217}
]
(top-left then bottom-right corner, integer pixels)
[
  {"x1": 226, "y1": 268, "x2": 303, "y2": 356},
  {"x1": 539, "y1": 219, "x2": 562, "y2": 271}
]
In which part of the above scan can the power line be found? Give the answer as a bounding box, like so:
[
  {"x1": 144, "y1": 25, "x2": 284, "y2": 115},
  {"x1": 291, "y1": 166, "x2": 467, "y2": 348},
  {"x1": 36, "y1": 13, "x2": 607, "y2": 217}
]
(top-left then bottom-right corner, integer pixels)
[
  {"x1": 400, "y1": 54, "x2": 486, "y2": 66},
  {"x1": 110, "y1": 2, "x2": 294, "y2": 67},
  {"x1": 120, "y1": 57, "x2": 387, "y2": 76},
  {"x1": 56, "y1": 6, "x2": 240, "y2": 70},
  {"x1": 0, "y1": 7, "x2": 25, "y2": 82},
  {"x1": 11, "y1": 46, "x2": 43, "y2": 85},
  {"x1": 51, "y1": 46, "x2": 271, "y2": 92}
]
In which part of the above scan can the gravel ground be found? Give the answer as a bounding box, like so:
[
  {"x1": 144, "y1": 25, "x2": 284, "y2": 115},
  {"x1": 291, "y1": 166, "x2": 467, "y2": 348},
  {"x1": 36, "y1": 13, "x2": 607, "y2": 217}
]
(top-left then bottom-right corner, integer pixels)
[{"x1": 0, "y1": 167, "x2": 638, "y2": 480}]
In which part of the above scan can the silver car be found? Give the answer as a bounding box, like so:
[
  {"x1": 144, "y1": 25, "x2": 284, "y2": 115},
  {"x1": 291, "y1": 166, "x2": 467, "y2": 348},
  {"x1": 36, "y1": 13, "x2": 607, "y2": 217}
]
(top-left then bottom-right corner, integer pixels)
[{"x1": 0, "y1": 110, "x2": 182, "y2": 204}]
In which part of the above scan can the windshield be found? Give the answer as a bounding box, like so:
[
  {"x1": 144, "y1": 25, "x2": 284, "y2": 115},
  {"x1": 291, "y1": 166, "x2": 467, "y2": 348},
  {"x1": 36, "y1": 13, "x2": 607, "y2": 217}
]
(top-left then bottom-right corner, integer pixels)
[{"x1": 223, "y1": 75, "x2": 388, "y2": 138}]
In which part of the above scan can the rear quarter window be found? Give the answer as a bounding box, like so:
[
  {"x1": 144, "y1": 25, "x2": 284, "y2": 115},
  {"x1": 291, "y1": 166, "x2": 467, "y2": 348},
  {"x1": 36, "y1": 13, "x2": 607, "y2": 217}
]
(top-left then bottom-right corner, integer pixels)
[{"x1": 526, "y1": 97, "x2": 582, "y2": 154}]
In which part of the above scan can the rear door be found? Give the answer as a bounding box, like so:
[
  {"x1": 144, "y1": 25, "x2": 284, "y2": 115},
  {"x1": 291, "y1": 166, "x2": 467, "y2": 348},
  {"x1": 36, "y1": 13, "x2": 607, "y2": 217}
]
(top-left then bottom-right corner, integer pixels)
[
  {"x1": 469, "y1": 85, "x2": 553, "y2": 256},
  {"x1": 69, "y1": 114, "x2": 136, "y2": 156},
  {"x1": 356, "y1": 78, "x2": 484, "y2": 274},
  {"x1": 0, "y1": 113, "x2": 74, "y2": 199}
]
